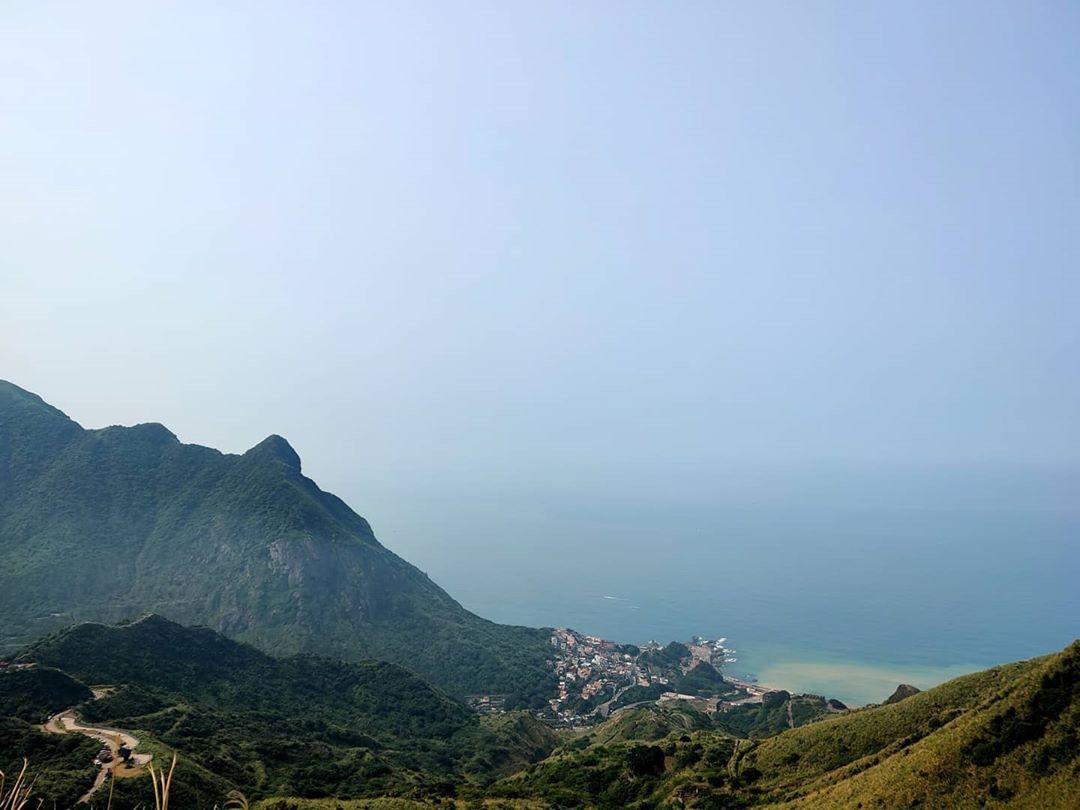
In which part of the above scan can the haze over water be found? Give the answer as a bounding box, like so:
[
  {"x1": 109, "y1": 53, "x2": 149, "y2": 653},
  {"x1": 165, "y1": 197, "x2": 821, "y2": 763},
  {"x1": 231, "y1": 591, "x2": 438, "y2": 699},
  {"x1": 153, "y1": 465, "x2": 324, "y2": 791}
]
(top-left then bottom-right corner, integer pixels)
[{"x1": 368, "y1": 466, "x2": 1080, "y2": 706}]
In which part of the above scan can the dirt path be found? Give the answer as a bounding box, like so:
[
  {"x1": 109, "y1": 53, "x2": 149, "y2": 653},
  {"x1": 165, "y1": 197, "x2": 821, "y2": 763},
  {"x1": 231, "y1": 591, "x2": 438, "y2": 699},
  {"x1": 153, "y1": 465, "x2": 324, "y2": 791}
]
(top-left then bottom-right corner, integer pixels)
[{"x1": 42, "y1": 690, "x2": 152, "y2": 804}]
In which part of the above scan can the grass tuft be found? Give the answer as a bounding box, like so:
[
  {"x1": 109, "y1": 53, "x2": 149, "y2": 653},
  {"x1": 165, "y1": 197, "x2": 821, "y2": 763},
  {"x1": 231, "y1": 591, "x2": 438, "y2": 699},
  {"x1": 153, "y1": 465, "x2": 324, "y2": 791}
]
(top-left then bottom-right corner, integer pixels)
[
  {"x1": 0, "y1": 759, "x2": 40, "y2": 810},
  {"x1": 147, "y1": 753, "x2": 177, "y2": 810}
]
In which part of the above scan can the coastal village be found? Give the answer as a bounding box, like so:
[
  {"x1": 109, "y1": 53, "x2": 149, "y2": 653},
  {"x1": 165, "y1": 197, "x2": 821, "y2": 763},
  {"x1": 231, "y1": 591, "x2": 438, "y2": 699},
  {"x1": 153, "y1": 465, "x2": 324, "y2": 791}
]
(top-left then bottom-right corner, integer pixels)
[
  {"x1": 464, "y1": 627, "x2": 850, "y2": 734},
  {"x1": 542, "y1": 627, "x2": 754, "y2": 725}
]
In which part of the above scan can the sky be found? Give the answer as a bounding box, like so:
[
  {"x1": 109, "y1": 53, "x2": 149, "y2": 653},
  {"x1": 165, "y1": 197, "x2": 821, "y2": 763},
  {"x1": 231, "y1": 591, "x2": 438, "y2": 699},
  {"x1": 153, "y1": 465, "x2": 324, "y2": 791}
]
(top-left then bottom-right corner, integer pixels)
[{"x1": 2, "y1": 2, "x2": 1079, "y2": 542}]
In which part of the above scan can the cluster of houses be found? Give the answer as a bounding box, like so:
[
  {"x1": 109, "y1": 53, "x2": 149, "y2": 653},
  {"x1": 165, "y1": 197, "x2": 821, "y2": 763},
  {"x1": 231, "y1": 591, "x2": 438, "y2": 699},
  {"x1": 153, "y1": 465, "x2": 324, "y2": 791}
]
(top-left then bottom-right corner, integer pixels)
[
  {"x1": 549, "y1": 628, "x2": 638, "y2": 713},
  {"x1": 463, "y1": 629, "x2": 741, "y2": 728},
  {"x1": 544, "y1": 629, "x2": 742, "y2": 724},
  {"x1": 465, "y1": 694, "x2": 507, "y2": 714}
]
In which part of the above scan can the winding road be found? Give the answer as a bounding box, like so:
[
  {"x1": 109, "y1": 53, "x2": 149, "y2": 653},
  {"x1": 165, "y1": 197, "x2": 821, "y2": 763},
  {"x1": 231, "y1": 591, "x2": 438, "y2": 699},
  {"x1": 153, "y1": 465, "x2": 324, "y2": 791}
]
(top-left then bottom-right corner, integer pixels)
[{"x1": 42, "y1": 689, "x2": 152, "y2": 804}]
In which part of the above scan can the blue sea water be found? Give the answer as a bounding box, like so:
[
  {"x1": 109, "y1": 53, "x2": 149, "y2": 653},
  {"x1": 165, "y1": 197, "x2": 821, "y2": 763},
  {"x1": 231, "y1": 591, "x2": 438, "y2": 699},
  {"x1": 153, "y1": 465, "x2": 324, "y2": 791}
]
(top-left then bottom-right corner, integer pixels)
[{"x1": 361, "y1": 467, "x2": 1080, "y2": 705}]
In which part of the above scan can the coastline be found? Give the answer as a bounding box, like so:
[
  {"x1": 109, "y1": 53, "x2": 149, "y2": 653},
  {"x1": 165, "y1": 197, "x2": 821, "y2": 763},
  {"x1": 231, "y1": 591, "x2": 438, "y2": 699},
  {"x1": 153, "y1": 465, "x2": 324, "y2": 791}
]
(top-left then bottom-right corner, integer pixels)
[{"x1": 727, "y1": 655, "x2": 983, "y2": 707}]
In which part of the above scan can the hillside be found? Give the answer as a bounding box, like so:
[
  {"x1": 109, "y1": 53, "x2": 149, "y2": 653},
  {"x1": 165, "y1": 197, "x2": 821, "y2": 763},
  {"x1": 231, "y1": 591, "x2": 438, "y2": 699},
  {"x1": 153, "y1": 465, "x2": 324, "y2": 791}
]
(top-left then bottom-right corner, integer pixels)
[
  {"x1": 0, "y1": 716, "x2": 100, "y2": 808},
  {"x1": 9, "y1": 616, "x2": 559, "y2": 807},
  {"x1": 4, "y1": 626, "x2": 1078, "y2": 807},
  {"x1": 713, "y1": 690, "x2": 840, "y2": 739},
  {"x1": 0, "y1": 664, "x2": 92, "y2": 722},
  {"x1": 0, "y1": 381, "x2": 552, "y2": 699},
  {"x1": 588, "y1": 704, "x2": 716, "y2": 745},
  {"x1": 485, "y1": 640, "x2": 1080, "y2": 808}
]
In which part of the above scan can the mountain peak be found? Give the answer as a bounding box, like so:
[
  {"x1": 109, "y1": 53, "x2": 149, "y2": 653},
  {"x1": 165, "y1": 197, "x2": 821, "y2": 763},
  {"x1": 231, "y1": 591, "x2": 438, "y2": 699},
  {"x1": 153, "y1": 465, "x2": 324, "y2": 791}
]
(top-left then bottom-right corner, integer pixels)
[{"x1": 244, "y1": 434, "x2": 301, "y2": 472}]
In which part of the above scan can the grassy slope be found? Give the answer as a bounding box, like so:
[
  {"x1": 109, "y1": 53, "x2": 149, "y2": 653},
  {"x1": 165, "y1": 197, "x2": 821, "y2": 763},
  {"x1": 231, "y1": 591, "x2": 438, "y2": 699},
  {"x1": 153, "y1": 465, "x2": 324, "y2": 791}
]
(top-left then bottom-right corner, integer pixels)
[
  {"x1": 484, "y1": 641, "x2": 1080, "y2": 808},
  {"x1": 737, "y1": 655, "x2": 1050, "y2": 793},
  {"x1": 251, "y1": 801, "x2": 546, "y2": 809},
  {"x1": 775, "y1": 641, "x2": 1080, "y2": 808},
  {"x1": 714, "y1": 691, "x2": 835, "y2": 740},
  {"x1": 580, "y1": 692, "x2": 831, "y2": 749},
  {"x1": 590, "y1": 704, "x2": 716, "y2": 745},
  {"x1": 0, "y1": 380, "x2": 552, "y2": 699}
]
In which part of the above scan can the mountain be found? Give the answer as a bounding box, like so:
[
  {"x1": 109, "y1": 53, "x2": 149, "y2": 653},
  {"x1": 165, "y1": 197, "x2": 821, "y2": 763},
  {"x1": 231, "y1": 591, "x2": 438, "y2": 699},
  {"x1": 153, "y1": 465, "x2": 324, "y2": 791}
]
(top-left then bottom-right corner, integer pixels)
[
  {"x1": 0, "y1": 381, "x2": 553, "y2": 700},
  {"x1": 484, "y1": 640, "x2": 1080, "y2": 808},
  {"x1": 8, "y1": 616, "x2": 559, "y2": 807}
]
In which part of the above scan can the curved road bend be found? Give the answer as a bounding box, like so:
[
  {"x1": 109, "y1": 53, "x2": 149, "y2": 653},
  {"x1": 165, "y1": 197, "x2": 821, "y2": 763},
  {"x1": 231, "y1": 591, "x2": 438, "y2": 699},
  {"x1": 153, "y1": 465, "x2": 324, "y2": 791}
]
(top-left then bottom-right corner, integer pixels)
[{"x1": 42, "y1": 699, "x2": 152, "y2": 804}]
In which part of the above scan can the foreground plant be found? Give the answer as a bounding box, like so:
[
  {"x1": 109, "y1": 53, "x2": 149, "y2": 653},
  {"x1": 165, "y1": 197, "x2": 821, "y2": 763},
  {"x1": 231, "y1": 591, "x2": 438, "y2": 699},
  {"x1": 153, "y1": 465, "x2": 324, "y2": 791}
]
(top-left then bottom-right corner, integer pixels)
[
  {"x1": 2, "y1": 755, "x2": 250, "y2": 810},
  {"x1": 146, "y1": 754, "x2": 177, "y2": 810},
  {"x1": 0, "y1": 760, "x2": 39, "y2": 810}
]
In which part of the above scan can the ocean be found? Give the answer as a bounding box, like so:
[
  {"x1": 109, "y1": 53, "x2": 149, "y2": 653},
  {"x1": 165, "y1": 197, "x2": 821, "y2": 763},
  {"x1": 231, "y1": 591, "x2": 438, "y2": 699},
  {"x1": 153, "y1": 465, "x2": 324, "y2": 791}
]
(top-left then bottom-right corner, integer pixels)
[{"x1": 362, "y1": 467, "x2": 1080, "y2": 706}]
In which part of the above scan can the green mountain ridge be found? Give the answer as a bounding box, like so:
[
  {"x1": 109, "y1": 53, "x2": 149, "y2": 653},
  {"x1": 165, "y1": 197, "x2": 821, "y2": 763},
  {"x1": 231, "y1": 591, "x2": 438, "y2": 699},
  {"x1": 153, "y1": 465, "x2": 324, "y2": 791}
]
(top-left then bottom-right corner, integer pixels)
[{"x1": 0, "y1": 380, "x2": 552, "y2": 700}]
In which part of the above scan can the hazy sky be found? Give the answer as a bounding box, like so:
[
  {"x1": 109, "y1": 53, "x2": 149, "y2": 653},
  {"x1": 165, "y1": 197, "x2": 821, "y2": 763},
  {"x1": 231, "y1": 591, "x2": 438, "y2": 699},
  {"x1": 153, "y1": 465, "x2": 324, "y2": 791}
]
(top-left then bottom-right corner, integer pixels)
[{"x1": 3, "y1": 2, "x2": 1078, "y2": 520}]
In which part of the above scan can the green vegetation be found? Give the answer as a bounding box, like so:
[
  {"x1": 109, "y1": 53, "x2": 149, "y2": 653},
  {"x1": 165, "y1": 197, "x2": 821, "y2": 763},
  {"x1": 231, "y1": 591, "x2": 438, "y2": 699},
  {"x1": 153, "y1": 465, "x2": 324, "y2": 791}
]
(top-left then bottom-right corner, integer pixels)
[
  {"x1": 586, "y1": 692, "x2": 830, "y2": 750},
  {"x1": 0, "y1": 665, "x2": 92, "y2": 722},
  {"x1": 480, "y1": 640, "x2": 1080, "y2": 808},
  {"x1": 610, "y1": 683, "x2": 667, "y2": 709},
  {"x1": 486, "y1": 734, "x2": 741, "y2": 807},
  {"x1": 2, "y1": 625, "x2": 1078, "y2": 808},
  {"x1": 0, "y1": 380, "x2": 552, "y2": 698},
  {"x1": 883, "y1": 682, "x2": 921, "y2": 704},
  {"x1": 638, "y1": 642, "x2": 691, "y2": 672},
  {"x1": 0, "y1": 716, "x2": 98, "y2": 807},
  {"x1": 251, "y1": 800, "x2": 544, "y2": 809},
  {"x1": 590, "y1": 704, "x2": 715, "y2": 745},
  {"x1": 10, "y1": 616, "x2": 558, "y2": 806},
  {"x1": 673, "y1": 661, "x2": 736, "y2": 697},
  {"x1": 713, "y1": 690, "x2": 833, "y2": 739}
]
